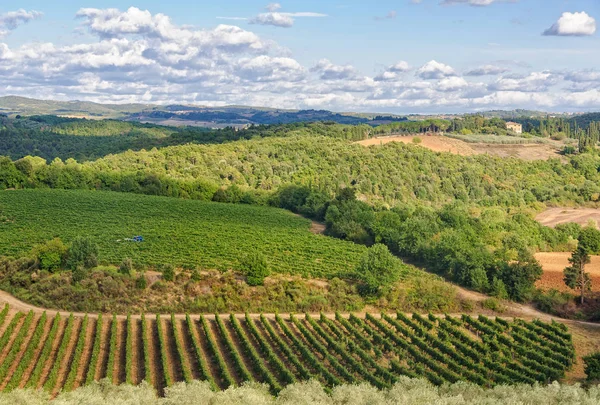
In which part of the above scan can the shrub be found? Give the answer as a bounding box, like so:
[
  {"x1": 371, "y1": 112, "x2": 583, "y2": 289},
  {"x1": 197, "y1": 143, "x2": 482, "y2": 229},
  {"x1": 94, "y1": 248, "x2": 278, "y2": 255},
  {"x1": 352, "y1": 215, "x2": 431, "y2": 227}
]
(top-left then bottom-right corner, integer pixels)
[
  {"x1": 584, "y1": 352, "x2": 600, "y2": 381},
  {"x1": 135, "y1": 274, "x2": 147, "y2": 290},
  {"x1": 240, "y1": 252, "x2": 270, "y2": 286},
  {"x1": 412, "y1": 137, "x2": 422, "y2": 144},
  {"x1": 191, "y1": 268, "x2": 202, "y2": 282},
  {"x1": 162, "y1": 264, "x2": 175, "y2": 282},
  {"x1": 72, "y1": 265, "x2": 87, "y2": 283},
  {"x1": 481, "y1": 298, "x2": 506, "y2": 313},
  {"x1": 119, "y1": 258, "x2": 134, "y2": 277}
]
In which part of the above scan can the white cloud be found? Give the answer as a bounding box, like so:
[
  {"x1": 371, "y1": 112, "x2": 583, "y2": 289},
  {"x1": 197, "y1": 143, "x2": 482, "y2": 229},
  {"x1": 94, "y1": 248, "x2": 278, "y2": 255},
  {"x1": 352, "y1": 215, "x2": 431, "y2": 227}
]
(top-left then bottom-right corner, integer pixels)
[
  {"x1": 2, "y1": 6, "x2": 600, "y2": 113},
  {"x1": 266, "y1": 3, "x2": 282, "y2": 12},
  {"x1": 416, "y1": 60, "x2": 456, "y2": 79},
  {"x1": 311, "y1": 59, "x2": 358, "y2": 80},
  {"x1": 250, "y1": 12, "x2": 294, "y2": 27},
  {"x1": 0, "y1": 9, "x2": 42, "y2": 38},
  {"x1": 543, "y1": 12, "x2": 596, "y2": 37},
  {"x1": 465, "y1": 64, "x2": 509, "y2": 76}
]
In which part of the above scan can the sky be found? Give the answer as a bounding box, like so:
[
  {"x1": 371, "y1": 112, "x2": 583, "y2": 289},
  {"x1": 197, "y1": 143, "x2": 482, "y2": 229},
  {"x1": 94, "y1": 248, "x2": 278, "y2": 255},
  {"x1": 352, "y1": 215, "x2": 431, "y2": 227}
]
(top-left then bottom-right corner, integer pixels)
[{"x1": 1, "y1": 1, "x2": 599, "y2": 113}]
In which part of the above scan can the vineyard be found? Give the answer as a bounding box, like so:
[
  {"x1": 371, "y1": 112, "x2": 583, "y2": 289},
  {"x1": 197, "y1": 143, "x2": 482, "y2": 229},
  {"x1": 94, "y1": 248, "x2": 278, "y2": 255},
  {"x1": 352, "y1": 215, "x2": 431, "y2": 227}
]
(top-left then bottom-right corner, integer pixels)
[
  {"x1": 0, "y1": 189, "x2": 368, "y2": 278},
  {"x1": 0, "y1": 305, "x2": 575, "y2": 396}
]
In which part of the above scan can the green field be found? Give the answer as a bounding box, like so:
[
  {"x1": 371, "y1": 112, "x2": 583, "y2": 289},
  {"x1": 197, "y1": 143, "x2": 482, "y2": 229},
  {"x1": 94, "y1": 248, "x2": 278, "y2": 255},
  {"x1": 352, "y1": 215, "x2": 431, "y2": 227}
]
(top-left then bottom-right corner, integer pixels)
[{"x1": 0, "y1": 189, "x2": 367, "y2": 277}]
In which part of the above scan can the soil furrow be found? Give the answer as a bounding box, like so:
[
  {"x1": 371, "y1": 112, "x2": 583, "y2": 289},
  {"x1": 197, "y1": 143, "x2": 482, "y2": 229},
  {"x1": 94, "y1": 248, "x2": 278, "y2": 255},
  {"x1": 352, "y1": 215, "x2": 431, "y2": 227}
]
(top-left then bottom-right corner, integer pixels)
[
  {"x1": 0, "y1": 313, "x2": 41, "y2": 389},
  {"x1": 51, "y1": 318, "x2": 83, "y2": 395},
  {"x1": 162, "y1": 318, "x2": 183, "y2": 383},
  {"x1": 208, "y1": 318, "x2": 243, "y2": 386},
  {"x1": 36, "y1": 318, "x2": 68, "y2": 389},
  {"x1": 18, "y1": 314, "x2": 53, "y2": 388},
  {"x1": 73, "y1": 315, "x2": 97, "y2": 389},
  {"x1": 174, "y1": 319, "x2": 196, "y2": 381},
  {"x1": 94, "y1": 316, "x2": 112, "y2": 381}
]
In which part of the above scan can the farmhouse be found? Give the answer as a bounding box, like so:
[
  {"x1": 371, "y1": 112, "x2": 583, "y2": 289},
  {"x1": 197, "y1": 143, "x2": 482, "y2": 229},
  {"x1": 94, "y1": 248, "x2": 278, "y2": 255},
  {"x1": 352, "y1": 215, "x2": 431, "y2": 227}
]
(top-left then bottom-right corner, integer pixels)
[{"x1": 506, "y1": 121, "x2": 523, "y2": 134}]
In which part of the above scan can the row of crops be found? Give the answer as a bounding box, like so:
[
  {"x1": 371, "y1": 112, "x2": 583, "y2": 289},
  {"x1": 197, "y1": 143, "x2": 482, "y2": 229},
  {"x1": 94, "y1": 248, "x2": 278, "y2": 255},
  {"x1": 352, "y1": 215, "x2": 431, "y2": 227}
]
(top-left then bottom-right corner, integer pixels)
[
  {"x1": 0, "y1": 189, "x2": 367, "y2": 278},
  {"x1": 0, "y1": 305, "x2": 575, "y2": 395}
]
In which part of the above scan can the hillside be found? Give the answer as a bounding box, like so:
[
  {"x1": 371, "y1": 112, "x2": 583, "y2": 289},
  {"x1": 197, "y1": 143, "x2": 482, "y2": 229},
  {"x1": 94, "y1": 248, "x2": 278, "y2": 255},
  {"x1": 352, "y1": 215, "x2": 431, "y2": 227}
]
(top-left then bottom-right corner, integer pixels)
[{"x1": 0, "y1": 189, "x2": 367, "y2": 278}]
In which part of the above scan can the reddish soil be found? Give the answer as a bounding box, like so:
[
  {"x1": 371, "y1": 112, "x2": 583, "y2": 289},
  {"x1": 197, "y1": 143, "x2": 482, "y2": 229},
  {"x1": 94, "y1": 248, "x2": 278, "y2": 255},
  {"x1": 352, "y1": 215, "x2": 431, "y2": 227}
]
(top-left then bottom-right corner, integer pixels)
[
  {"x1": 149, "y1": 318, "x2": 167, "y2": 394},
  {"x1": 0, "y1": 314, "x2": 40, "y2": 389},
  {"x1": 535, "y1": 252, "x2": 600, "y2": 292},
  {"x1": 174, "y1": 319, "x2": 197, "y2": 381},
  {"x1": 0, "y1": 314, "x2": 26, "y2": 365},
  {"x1": 36, "y1": 318, "x2": 67, "y2": 389},
  {"x1": 18, "y1": 314, "x2": 53, "y2": 388},
  {"x1": 356, "y1": 135, "x2": 476, "y2": 155},
  {"x1": 94, "y1": 317, "x2": 111, "y2": 381},
  {"x1": 73, "y1": 316, "x2": 97, "y2": 389},
  {"x1": 115, "y1": 319, "x2": 127, "y2": 384},
  {"x1": 130, "y1": 318, "x2": 142, "y2": 385},
  {"x1": 193, "y1": 318, "x2": 225, "y2": 388},
  {"x1": 51, "y1": 318, "x2": 83, "y2": 395}
]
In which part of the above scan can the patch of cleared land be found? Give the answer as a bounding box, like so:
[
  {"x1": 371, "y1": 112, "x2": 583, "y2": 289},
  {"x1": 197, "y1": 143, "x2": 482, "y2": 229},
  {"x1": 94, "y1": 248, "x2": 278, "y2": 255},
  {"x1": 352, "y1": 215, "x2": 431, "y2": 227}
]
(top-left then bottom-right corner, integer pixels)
[
  {"x1": 535, "y1": 252, "x2": 600, "y2": 292},
  {"x1": 536, "y1": 208, "x2": 600, "y2": 229},
  {"x1": 357, "y1": 135, "x2": 562, "y2": 161}
]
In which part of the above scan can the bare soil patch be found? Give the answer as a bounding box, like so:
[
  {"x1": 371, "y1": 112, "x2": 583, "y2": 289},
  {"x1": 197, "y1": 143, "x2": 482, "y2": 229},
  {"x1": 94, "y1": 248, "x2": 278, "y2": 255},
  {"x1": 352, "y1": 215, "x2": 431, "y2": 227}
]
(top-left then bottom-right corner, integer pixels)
[
  {"x1": 356, "y1": 135, "x2": 476, "y2": 155},
  {"x1": 356, "y1": 135, "x2": 561, "y2": 161},
  {"x1": 535, "y1": 252, "x2": 600, "y2": 292},
  {"x1": 536, "y1": 208, "x2": 600, "y2": 229}
]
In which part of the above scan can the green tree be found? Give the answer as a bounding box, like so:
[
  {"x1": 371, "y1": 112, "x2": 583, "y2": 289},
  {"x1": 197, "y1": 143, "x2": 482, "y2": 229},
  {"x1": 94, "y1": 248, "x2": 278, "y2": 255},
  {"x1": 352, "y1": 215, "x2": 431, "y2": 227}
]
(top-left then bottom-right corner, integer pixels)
[
  {"x1": 240, "y1": 252, "x2": 270, "y2": 286},
  {"x1": 33, "y1": 238, "x2": 68, "y2": 272},
  {"x1": 564, "y1": 246, "x2": 592, "y2": 304},
  {"x1": 67, "y1": 236, "x2": 99, "y2": 270},
  {"x1": 355, "y1": 244, "x2": 401, "y2": 296}
]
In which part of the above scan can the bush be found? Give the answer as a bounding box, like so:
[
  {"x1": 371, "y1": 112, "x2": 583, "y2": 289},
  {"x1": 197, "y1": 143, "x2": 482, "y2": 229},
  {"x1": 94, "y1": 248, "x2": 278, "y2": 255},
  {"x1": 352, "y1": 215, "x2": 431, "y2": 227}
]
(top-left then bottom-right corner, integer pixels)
[
  {"x1": 161, "y1": 264, "x2": 175, "y2": 282},
  {"x1": 191, "y1": 268, "x2": 202, "y2": 282},
  {"x1": 584, "y1": 352, "x2": 600, "y2": 381},
  {"x1": 72, "y1": 265, "x2": 87, "y2": 283},
  {"x1": 412, "y1": 137, "x2": 422, "y2": 144},
  {"x1": 240, "y1": 253, "x2": 270, "y2": 286},
  {"x1": 481, "y1": 298, "x2": 506, "y2": 313},
  {"x1": 67, "y1": 236, "x2": 98, "y2": 270},
  {"x1": 135, "y1": 274, "x2": 147, "y2": 290},
  {"x1": 119, "y1": 258, "x2": 134, "y2": 277}
]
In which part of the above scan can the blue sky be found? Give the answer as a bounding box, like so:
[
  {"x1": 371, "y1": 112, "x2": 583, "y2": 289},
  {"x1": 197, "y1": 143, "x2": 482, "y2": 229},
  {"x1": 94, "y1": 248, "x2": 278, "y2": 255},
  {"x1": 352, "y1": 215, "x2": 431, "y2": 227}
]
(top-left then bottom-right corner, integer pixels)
[{"x1": 1, "y1": 1, "x2": 599, "y2": 113}]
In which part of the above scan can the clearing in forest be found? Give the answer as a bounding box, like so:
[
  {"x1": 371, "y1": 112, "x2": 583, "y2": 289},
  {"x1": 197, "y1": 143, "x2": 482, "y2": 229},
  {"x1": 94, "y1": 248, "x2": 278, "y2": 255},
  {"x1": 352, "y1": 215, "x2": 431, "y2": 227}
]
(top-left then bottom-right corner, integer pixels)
[
  {"x1": 535, "y1": 252, "x2": 600, "y2": 292},
  {"x1": 536, "y1": 208, "x2": 600, "y2": 229}
]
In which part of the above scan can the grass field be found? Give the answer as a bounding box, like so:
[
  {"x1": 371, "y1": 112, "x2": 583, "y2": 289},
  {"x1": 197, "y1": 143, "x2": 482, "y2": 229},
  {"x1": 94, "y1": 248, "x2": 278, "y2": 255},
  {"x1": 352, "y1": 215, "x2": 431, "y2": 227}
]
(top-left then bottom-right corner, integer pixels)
[
  {"x1": 0, "y1": 190, "x2": 367, "y2": 278},
  {"x1": 0, "y1": 306, "x2": 576, "y2": 395}
]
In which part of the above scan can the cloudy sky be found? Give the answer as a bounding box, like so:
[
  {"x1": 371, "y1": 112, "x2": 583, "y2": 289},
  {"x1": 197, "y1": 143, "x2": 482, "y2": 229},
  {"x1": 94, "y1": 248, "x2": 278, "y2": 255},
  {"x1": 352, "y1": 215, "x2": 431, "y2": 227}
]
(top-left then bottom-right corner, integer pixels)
[{"x1": 1, "y1": 0, "x2": 599, "y2": 113}]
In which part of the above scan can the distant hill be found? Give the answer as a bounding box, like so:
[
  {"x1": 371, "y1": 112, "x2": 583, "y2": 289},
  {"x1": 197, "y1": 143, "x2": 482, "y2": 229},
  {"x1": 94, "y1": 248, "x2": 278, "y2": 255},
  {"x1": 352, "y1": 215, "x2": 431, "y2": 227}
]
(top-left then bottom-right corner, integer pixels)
[
  {"x1": 0, "y1": 96, "x2": 153, "y2": 118},
  {"x1": 0, "y1": 96, "x2": 404, "y2": 126}
]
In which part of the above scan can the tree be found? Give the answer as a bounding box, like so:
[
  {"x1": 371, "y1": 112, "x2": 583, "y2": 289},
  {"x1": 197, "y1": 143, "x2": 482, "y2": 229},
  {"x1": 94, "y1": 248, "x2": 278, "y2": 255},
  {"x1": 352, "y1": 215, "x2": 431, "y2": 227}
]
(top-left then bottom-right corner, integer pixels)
[
  {"x1": 33, "y1": 238, "x2": 68, "y2": 272},
  {"x1": 355, "y1": 244, "x2": 401, "y2": 296},
  {"x1": 67, "y1": 236, "x2": 99, "y2": 270},
  {"x1": 240, "y1": 252, "x2": 270, "y2": 286},
  {"x1": 564, "y1": 246, "x2": 592, "y2": 304}
]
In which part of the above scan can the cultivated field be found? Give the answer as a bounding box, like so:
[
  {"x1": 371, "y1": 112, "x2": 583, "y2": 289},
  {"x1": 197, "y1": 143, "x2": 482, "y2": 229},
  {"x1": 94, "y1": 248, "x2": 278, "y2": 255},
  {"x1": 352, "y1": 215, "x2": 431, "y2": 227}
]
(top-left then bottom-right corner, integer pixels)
[
  {"x1": 0, "y1": 189, "x2": 366, "y2": 278},
  {"x1": 0, "y1": 305, "x2": 576, "y2": 396},
  {"x1": 536, "y1": 208, "x2": 600, "y2": 229},
  {"x1": 535, "y1": 252, "x2": 600, "y2": 292},
  {"x1": 357, "y1": 135, "x2": 561, "y2": 161}
]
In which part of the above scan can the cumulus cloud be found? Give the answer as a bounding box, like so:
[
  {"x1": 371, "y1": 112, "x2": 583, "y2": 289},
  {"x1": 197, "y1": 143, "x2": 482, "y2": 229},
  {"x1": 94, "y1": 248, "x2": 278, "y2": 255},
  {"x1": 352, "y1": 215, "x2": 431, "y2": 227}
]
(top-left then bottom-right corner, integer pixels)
[
  {"x1": 416, "y1": 60, "x2": 456, "y2": 79},
  {"x1": 248, "y1": 4, "x2": 326, "y2": 28},
  {"x1": 465, "y1": 64, "x2": 509, "y2": 76},
  {"x1": 311, "y1": 59, "x2": 358, "y2": 80},
  {"x1": 0, "y1": 9, "x2": 42, "y2": 38},
  {"x1": 250, "y1": 13, "x2": 294, "y2": 27},
  {"x1": 543, "y1": 12, "x2": 596, "y2": 37},
  {"x1": 2, "y1": 6, "x2": 600, "y2": 113}
]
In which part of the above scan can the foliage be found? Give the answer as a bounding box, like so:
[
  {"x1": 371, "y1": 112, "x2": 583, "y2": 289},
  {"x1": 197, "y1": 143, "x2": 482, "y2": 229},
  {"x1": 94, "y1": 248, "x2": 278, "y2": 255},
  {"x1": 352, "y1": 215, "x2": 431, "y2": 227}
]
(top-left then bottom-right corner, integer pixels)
[
  {"x1": 161, "y1": 264, "x2": 175, "y2": 282},
  {"x1": 564, "y1": 246, "x2": 592, "y2": 304},
  {"x1": 67, "y1": 236, "x2": 99, "y2": 270},
  {"x1": 584, "y1": 352, "x2": 600, "y2": 381},
  {"x1": 119, "y1": 258, "x2": 133, "y2": 276},
  {"x1": 355, "y1": 244, "x2": 400, "y2": 296},
  {"x1": 240, "y1": 253, "x2": 270, "y2": 286},
  {"x1": 32, "y1": 238, "x2": 68, "y2": 272}
]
